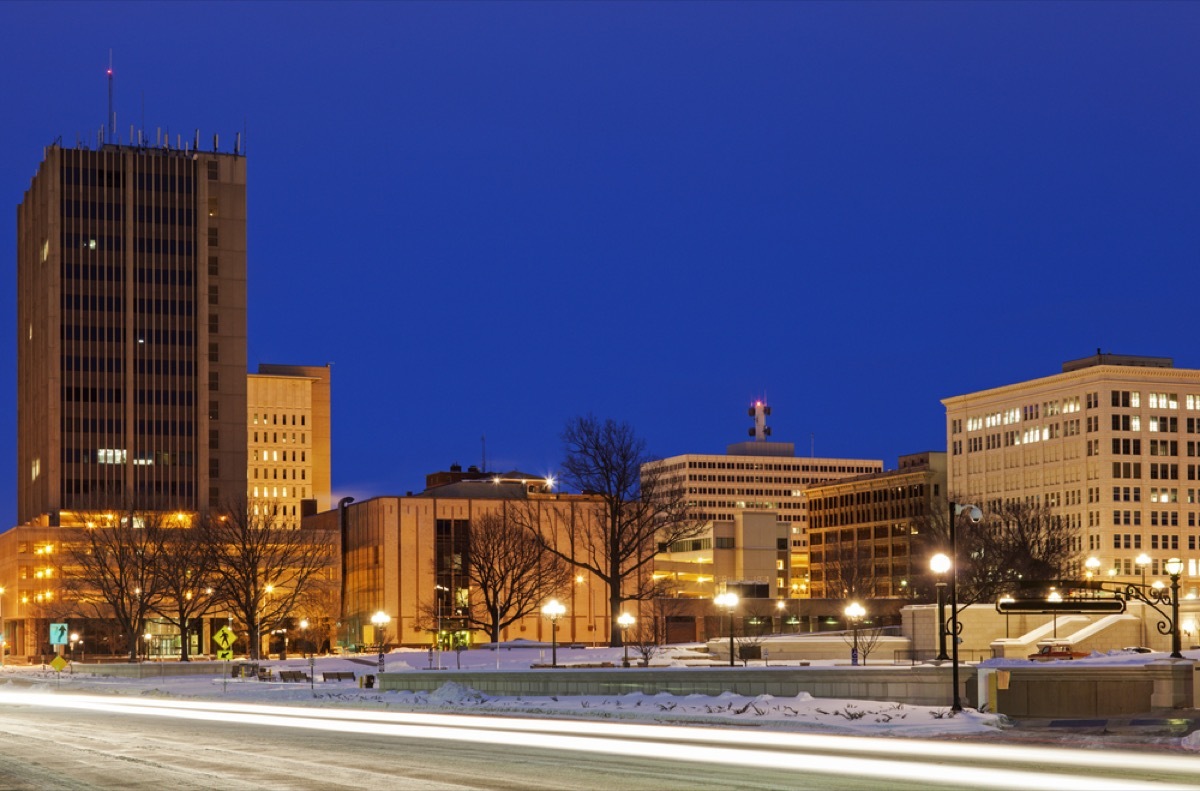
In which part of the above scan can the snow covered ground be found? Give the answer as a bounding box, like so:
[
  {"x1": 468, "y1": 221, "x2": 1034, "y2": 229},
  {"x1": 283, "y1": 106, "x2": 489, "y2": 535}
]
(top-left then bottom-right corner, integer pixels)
[{"x1": 2, "y1": 642, "x2": 1197, "y2": 748}]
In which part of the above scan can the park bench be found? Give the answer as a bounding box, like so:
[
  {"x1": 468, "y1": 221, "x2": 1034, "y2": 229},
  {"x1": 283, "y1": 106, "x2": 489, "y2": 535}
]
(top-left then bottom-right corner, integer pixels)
[
  {"x1": 278, "y1": 670, "x2": 310, "y2": 683},
  {"x1": 322, "y1": 671, "x2": 356, "y2": 682}
]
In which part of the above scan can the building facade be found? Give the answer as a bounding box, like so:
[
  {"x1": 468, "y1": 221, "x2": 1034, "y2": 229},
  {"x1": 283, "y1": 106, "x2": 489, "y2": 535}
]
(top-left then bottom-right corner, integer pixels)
[
  {"x1": 248, "y1": 363, "x2": 333, "y2": 526},
  {"x1": 943, "y1": 353, "x2": 1200, "y2": 597},
  {"x1": 16, "y1": 142, "x2": 247, "y2": 524},
  {"x1": 804, "y1": 452, "x2": 947, "y2": 598},
  {"x1": 642, "y1": 402, "x2": 884, "y2": 600}
]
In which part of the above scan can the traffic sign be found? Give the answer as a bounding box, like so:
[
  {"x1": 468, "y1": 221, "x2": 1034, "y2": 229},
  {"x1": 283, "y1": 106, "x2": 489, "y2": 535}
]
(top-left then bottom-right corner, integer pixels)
[
  {"x1": 216, "y1": 648, "x2": 234, "y2": 661},
  {"x1": 213, "y1": 626, "x2": 236, "y2": 650},
  {"x1": 50, "y1": 655, "x2": 68, "y2": 673},
  {"x1": 50, "y1": 623, "x2": 68, "y2": 646}
]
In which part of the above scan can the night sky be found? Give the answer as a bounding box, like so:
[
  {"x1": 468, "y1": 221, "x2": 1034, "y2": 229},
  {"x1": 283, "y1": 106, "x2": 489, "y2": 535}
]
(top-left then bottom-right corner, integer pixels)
[{"x1": 3, "y1": 2, "x2": 1198, "y2": 527}]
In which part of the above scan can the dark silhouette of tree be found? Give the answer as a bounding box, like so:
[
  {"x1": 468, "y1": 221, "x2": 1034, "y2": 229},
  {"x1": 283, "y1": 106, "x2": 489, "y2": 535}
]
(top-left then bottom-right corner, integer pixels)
[
  {"x1": 463, "y1": 512, "x2": 572, "y2": 644},
  {"x1": 913, "y1": 498, "x2": 1079, "y2": 609},
  {"x1": 208, "y1": 500, "x2": 335, "y2": 660},
  {"x1": 152, "y1": 517, "x2": 221, "y2": 660},
  {"x1": 66, "y1": 508, "x2": 170, "y2": 662},
  {"x1": 518, "y1": 415, "x2": 705, "y2": 646}
]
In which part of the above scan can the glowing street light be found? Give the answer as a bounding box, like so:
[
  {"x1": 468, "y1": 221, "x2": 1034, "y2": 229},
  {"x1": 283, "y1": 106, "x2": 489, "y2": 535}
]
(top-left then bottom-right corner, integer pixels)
[
  {"x1": 947, "y1": 501, "x2": 982, "y2": 712},
  {"x1": 617, "y1": 612, "x2": 635, "y2": 667},
  {"x1": 714, "y1": 592, "x2": 739, "y2": 667},
  {"x1": 370, "y1": 611, "x2": 390, "y2": 673},
  {"x1": 929, "y1": 553, "x2": 951, "y2": 661},
  {"x1": 541, "y1": 599, "x2": 566, "y2": 667},
  {"x1": 1165, "y1": 558, "x2": 1185, "y2": 658},
  {"x1": 844, "y1": 601, "x2": 866, "y2": 665}
]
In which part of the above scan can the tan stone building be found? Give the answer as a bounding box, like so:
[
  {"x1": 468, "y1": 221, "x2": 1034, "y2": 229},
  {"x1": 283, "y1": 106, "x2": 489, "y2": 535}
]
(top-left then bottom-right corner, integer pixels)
[
  {"x1": 804, "y1": 452, "x2": 947, "y2": 598},
  {"x1": 248, "y1": 364, "x2": 333, "y2": 526},
  {"x1": 17, "y1": 142, "x2": 248, "y2": 524},
  {"x1": 942, "y1": 353, "x2": 1200, "y2": 597},
  {"x1": 303, "y1": 473, "x2": 610, "y2": 650}
]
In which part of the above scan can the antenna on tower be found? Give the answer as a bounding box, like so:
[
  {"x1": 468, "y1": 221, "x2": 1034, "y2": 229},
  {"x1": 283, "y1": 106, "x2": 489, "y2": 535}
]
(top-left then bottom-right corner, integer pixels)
[{"x1": 107, "y1": 50, "x2": 115, "y2": 140}]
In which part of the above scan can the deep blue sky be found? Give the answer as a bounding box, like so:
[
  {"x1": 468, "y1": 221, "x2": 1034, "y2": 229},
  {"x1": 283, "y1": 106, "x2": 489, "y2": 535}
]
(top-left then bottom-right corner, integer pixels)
[{"x1": 3, "y1": 2, "x2": 1198, "y2": 525}]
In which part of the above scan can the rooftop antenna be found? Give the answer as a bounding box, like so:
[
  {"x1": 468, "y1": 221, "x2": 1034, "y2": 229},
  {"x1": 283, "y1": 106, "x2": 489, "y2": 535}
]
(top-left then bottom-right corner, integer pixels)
[
  {"x1": 747, "y1": 400, "x2": 771, "y2": 441},
  {"x1": 107, "y1": 50, "x2": 115, "y2": 140}
]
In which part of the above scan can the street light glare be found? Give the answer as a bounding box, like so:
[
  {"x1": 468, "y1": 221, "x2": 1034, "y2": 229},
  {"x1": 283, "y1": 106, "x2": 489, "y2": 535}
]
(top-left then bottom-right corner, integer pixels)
[{"x1": 929, "y1": 553, "x2": 951, "y2": 574}]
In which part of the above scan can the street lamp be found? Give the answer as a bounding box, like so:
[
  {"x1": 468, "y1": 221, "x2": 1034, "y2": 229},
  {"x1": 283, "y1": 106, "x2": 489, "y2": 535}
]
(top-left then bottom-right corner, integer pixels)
[
  {"x1": 930, "y1": 553, "x2": 951, "y2": 661},
  {"x1": 948, "y1": 501, "x2": 982, "y2": 712},
  {"x1": 1165, "y1": 558, "x2": 1184, "y2": 658},
  {"x1": 1085, "y1": 557, "x2": 1100, "y2": 597},
  {"x1": 370, "y1": 611, "x2": 390, "y2": 673},
  {"x1": 998, "y1": 596, "x2": 1015, "y2": 638},
  {"x1": 0, "y1": 586, "x2": 6, "y2": 669},
  {"x1": 299, "y1": 619, "x2": 309, "y2": 658},
  {"x1": 617, "y1": 612, "x2": 635, "y2": 667},
  {"x1": 1047, "y1": 591, "x2": 1062, "y2": 637},
  {"x1": 1136, "y1": 553, "x2": 1151, "y2": 588},
  {"x1": 844, "y1": 601, "x2": 865, "y2": 666},
  {"x1": 144, "y1": 632, "x2": 153, "y2": 662},
  {"x1": 69, "y1": 632, "x2": 79, "y2": 661},
  {"x1": 714, "y1": 592, "x2": 738, "y2": 667},
  {"x1": 541, "y1": 599, "x2": 566, "y2": 667}
]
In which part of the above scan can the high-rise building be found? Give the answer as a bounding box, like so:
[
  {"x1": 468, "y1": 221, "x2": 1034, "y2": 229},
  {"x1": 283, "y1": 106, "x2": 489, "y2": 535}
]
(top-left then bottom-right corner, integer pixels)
[
  {"x1": 643, "y1": 402, "x2": 884, "y2": 598},
  {"x1": 16, "y1": 141, "x2": 247, "y2": 524},
  {"x1": 248, "y1": 363, "x2": 333, "y2": 526},
  {"x1": 942, "y1": 352, "x2": 1200, "y2": 595}
]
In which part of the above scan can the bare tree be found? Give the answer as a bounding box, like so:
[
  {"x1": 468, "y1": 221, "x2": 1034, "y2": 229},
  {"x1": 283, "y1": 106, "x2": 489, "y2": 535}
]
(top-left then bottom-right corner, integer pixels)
[
  {"x1": 152, "y1": 519, "x2": 221, "y2": 661},
  {"x1": 464, "y1": 512, "x2": 572, "y2": 644},
  {"x1": 818, "y1": 541, "x2": 877, "y2": 600},
  {"x1": 521, "y1": 416, "x2": 704, "y2": 645},
  {"x1": 208, "y1": 500, "x2": 336, "y2": 660},
  {"x1": 66, "y1": 509, "x2": 171, "y2": 662},
  {"x1": 913, "y1": 498, "x2": 1079, "y2": 608},
  {"x1": 841, "y1": 624, "x2": 886, "y2": 664}
]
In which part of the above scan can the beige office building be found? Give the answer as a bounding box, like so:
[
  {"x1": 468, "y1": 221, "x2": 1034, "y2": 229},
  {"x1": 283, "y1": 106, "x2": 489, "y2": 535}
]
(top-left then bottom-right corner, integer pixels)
[
  {"x1": 16, "y1": 141, "x2": 247, "y2": 524},
  {"x1": 943, "y1": 353, "x2": 1200, "y2": 596},
  {"x1": 248, "y1": 364, "x2": 333, "y2": 526},
  {"x1": 642, "y1": 402, "x2": 883, "y2": 600}
]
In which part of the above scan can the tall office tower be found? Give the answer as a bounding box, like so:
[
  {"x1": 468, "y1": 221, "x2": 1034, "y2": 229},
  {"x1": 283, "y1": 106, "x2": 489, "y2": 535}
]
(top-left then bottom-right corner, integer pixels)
[
  {"x1": 16, "y1": 142, "x2": 247, "y2": 524},
  {"x1": 247, "y1": 363, "x2": 333, "y2": 527},
  {"x1": 943, "y1": 352, "x2": 1200, "y2": 593}
]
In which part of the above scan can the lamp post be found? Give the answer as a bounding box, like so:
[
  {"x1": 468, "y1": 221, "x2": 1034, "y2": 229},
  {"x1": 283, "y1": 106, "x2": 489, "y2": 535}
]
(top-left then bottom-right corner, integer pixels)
[
  {"x1": 844, "y1": 601, "x2": 865, "y2": 666},
  {"x1": 69, "y1": 632, "x2": 79, "y2": 662},
  {"x1": 930, "y1": 553, "x2": 951, "y2": 661},
  {"x1": 299, "y1": 619, "x2": 309, "y2": 658},
  {"x1": 0, "y1": 586, "x2": 5, "y2": 669},
  {"x1": 370, "y1": 611, "x2": 390, "y2": 673},
  {"x1": 1136, "y1": 553, "x2": 1151, "y2": 645},
  {"x1": 541, "y1": 599, "x2": 566, "y2": 667},
  {"x1": 617, "y1": 612, "x2": 635, "y2": 667},
  {"x1": 1047, "y1": 591, "x2": 1062, "y2": 637},
  {"x1": 714, "y1": 592, "x2": 738, "y2": 666},
  {"x1": 948, "y1": 501, "x2": 982, "y2": 712},
  {"x1": 1165, "y1": 558, "x2": 1184, "y2": 658},
  {"x1": 998, "y1": 596, "x2": 1014, "y2": 638}
]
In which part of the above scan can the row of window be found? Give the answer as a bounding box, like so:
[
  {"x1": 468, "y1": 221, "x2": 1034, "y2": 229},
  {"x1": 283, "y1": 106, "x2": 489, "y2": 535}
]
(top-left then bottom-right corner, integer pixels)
[
  {"x1": 251, "y1": 413, "x2": 307, "y2": 427},
  {"x1": 251, "y1": 432, "x2": 308, "y2": 445},
  {"x1": 252, "y1": 467, "x2": 307, "y2": 481}
]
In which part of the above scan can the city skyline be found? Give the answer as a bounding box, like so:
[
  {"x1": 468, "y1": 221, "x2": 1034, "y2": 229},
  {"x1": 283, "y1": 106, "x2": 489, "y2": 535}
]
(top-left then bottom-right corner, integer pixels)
[{"x1": 3, "y1": 2, "x2": 1199, "y2": 527}]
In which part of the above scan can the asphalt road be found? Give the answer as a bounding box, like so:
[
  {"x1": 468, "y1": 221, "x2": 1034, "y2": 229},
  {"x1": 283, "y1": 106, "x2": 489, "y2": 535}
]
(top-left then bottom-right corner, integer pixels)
[{"x1": 0, "y1": 694, "x2": 1196, "y2": 791}]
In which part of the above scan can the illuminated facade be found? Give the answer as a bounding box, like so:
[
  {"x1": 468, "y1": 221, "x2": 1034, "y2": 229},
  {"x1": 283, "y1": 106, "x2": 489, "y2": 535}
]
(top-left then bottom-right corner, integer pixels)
[
  {"x1": 304, "y1": 474, "x2": 609, "y2": 650},
  {"x1": 943, "y1": 353, "x2": 1200, "y2": 596},
  {"x1": 642, "y1": 402, "x2": 883, "y2": 600},
  {"x1": 16, "y1": 142, "x2": 247, "y2": 524},
  {"x1": 247, "y1": 364, "x2": 333, "y2": 526},
  {"x1": 804, "y1": 452, "x2": 947, "y2": 598}
]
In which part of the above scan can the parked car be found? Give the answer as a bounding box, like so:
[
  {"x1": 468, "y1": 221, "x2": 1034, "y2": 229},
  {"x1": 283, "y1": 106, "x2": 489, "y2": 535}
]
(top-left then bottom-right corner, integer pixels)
[
  {"x1": 1028, "y1": 643, "x2": 1090, "y2": 661},
  {"x1": 1120, "y1": 646, "x2": 1153, "y2": 654}
]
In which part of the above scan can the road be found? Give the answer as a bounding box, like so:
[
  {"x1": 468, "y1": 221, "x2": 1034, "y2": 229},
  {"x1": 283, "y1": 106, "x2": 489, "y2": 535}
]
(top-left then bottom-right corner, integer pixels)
[{"x1": 0, "y1": 693, "x2": 1196, "y2": 790}]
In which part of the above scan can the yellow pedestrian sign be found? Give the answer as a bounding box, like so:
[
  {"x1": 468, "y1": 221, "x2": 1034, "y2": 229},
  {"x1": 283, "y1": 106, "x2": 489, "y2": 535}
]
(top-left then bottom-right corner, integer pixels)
[{"x1": 213, "y1": 626, "x2": 236, "y2": 651}]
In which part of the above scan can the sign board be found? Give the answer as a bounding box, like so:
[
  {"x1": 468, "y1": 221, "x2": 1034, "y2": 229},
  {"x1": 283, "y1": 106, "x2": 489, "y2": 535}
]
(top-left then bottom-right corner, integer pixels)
[
  {"x1": 216, "y1": 648, "x2": 234, "y2": 661},
  {"x1": 50, "y1": 655, "x2": 68, "y2": 673},
  {"x1": 50, "y1": 623, "x2": 69, "y2": 646},
  {"x1": 213, "y1": 626, "x2": 236, "y2": 650}
]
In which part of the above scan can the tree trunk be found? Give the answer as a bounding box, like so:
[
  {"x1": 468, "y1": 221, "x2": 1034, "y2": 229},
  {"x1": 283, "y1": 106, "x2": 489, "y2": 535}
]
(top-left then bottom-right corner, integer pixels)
[
  {"x1": 179, "y1": 617, "x2": 191, "y2": 662},
  {"x1": 127, "y1": 631, "x2": 139, "y2": 663},
  {"x1": 609, "y1": 590, "x2": 622, "y2": 647}
]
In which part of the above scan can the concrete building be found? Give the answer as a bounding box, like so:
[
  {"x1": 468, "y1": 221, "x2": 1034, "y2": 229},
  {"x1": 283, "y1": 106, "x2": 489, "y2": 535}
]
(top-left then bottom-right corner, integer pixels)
[
  {"x1": 642, "y1": 402, "x2": 884, "y2": 601},
  {"x1": 248, "y1": 364, "x2": 333, "y2": 526},
  {"x1": 16, "y1": 141, "x2": 247, "y2": 524},
  {"x1": 303, "y1": 472, "x2": 610, "y2": 650},
  {"x1": 804, "y1": 452, "x2": 947, "y2": 598},
  {"x1": 943, "y1": 352, "x2": 1200, "y2": 597}
]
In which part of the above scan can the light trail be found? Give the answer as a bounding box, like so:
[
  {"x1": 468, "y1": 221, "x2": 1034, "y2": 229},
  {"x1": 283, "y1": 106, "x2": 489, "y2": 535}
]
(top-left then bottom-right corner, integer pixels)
[{"x1": 1, "y1": 691, "x2": 1194, "y2": 791}]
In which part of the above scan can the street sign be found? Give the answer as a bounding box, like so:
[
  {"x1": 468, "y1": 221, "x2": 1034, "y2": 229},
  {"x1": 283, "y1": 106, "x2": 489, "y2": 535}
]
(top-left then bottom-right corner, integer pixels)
[
  {"x1": 213, "y1": 626, "x2": 236, "y2": 651},
  {"x1": 50, "y1": 655, "x2": 68, "y2": 673},
  {"x1": 216, "y1": 648, "x2": 233, "y2": 661},
  {"x1": 50, "y1": 623, "x2": 68, "y2": 646}
]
